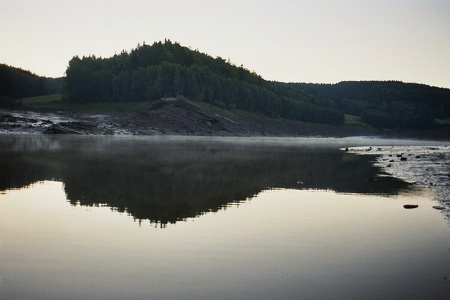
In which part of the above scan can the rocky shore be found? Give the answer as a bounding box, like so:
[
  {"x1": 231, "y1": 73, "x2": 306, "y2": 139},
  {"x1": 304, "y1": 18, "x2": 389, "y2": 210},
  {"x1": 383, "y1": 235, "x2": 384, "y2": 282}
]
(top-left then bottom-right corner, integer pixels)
[
  {"x1": 0, "y1": 101, "x2": 385, "y2": 137},
  {"x1": 345, "y1": 145, "x2": 450, "y2": 221},
  {"x1": 3, "y1": 98, "x2": 449, "y2": 139}
]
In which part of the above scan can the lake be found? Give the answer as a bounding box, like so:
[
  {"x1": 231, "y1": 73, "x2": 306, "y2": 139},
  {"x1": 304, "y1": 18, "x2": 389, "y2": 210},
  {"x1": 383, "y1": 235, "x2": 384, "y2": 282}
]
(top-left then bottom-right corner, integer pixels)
[{"x1": 1, "y1": 135, "x2": 449, "y2": 299}]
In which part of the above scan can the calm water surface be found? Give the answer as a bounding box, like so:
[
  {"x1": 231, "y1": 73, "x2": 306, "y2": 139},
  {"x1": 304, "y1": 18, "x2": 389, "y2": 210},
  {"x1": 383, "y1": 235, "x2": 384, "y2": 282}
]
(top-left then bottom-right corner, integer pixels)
[{"x1": 0, "y1": 135, "x2": 449, "y2": 299}]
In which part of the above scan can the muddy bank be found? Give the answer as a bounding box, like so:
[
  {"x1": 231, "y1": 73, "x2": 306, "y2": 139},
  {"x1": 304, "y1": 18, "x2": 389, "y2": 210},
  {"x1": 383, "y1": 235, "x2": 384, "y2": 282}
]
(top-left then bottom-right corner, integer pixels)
[{"x1": 0, "y1": 102, "x2": 383, "y2": 137}]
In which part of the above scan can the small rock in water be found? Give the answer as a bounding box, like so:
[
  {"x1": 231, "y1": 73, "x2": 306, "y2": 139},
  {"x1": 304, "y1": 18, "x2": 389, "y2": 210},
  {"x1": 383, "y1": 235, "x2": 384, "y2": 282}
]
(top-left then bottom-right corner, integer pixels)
[
  {"x1": 403, "y1": 204, "x2": 419, "y2": 209},
  {"x1": 432, "y1": 206, "x2": 445, "y2": 210}
]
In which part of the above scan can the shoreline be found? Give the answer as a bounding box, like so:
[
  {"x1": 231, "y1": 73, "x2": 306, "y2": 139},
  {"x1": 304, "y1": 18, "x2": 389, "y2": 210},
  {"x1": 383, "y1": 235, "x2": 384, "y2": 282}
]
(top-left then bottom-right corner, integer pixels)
[
  {"x1": 1, "y1": 107, "x2": 449, "y2": 141},
  {"x1": 345, "y1": 145, "x2": 450, "y2": 221}
]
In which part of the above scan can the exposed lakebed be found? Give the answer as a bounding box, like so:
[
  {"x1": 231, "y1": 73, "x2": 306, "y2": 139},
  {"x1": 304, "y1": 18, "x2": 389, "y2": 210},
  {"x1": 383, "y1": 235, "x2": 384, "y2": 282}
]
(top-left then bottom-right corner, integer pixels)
[{"x1": 0, "y1": 104, "x2": 384, "y2": 137}]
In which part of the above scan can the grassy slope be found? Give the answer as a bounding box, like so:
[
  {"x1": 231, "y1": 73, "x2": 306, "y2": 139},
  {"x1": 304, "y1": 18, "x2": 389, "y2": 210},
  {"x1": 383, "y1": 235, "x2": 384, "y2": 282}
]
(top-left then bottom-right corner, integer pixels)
[
  {"x1": 21, "y1": 94, "x2": 160, "y2": 113},
  {"x1": 344, "y1": 114, "x2": 368, "y2": 126},
  {"x1": 435, "y1": 118, "x2": 450, "y2": 126}
]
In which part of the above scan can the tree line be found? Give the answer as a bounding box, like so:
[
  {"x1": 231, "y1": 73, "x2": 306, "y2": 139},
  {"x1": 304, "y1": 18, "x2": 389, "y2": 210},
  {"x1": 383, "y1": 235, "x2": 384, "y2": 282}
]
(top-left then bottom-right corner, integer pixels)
[
  {"x1": 0, "y1": 64, "x2": 62, "y2": 99},
  {"x1": 300, "y1": 81, "x2": 450, "y2": 129},
  {"x1": 65, "y1": 40, "x2": 344, "y2": 125}
]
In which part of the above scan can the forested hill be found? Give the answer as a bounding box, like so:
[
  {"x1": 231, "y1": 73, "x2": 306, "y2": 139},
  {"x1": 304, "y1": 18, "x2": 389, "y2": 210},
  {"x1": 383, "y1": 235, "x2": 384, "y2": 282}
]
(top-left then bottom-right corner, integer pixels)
[
  {"x1": 294, "y1": 81, "x2": 450, "y2": 129},
  {"x1": 3, "y1": 40, "x2": 449, "y2": 131},
  {"x1": 0, "y1": 64, "x2": 62, "y2": 99},
  {"x1": 65, "y1": 40, "x2": 344, "y2": 125}
]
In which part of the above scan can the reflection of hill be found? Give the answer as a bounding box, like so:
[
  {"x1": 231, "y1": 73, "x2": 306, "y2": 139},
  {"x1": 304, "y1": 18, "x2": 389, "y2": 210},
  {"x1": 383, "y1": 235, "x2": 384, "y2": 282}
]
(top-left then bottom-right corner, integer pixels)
[{"x1": 0, "y1": 136, "x2": 411, "y2": 226}]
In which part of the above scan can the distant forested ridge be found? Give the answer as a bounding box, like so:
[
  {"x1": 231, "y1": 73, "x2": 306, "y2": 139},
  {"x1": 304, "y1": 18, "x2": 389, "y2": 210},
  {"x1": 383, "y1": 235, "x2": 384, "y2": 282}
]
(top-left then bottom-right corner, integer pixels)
[
  {"x1": 65, "y1": 40, "x2": 344, "y2": 125},
  {"x1": 298, "y1": 81, "x2": 450, "y2": 129},
  {"x1": 0, "y1": 64, "x2": 62, "y2": 99}
]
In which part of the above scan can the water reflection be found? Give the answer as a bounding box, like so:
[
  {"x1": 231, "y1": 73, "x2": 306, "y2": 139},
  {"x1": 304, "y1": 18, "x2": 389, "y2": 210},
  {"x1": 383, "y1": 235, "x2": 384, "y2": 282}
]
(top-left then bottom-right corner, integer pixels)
[{"x1": 0, "y1": 135, "x2": 411, "y2": 226}]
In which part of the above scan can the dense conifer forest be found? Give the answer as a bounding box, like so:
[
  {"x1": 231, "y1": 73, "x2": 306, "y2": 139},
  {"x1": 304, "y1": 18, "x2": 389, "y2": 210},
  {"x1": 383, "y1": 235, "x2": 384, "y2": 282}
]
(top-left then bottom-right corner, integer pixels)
[
  {"x1": 0, "y1": 64, "x2": 62, "y2": 99},
  {"x1": 64, "y1": 40, "x2": 344, "y2": 125},
  {"x1": 298, "y1": 81, "x2": 450, "y2": 129}
]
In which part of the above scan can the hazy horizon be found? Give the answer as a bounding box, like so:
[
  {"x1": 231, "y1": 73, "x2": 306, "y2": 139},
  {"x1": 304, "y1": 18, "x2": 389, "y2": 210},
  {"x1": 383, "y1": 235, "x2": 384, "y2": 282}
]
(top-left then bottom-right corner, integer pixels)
[{"x1": 1, "y1": 0, "x2": 449, "y2": 88}]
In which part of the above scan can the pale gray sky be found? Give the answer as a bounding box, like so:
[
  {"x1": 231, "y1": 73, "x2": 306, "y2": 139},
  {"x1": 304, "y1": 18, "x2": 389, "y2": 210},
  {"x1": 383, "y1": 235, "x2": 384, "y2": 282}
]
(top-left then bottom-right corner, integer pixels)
[{"x1": 1, "y1": 0, "x2": 449, "y2": 88}]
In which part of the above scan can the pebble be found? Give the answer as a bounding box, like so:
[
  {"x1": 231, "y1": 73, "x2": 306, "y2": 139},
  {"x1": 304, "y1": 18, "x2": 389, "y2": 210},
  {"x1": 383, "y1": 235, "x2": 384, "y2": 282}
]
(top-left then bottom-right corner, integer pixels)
[
  {"x1": 403, "y1": 204, "x2": 419, "y2": 209},
  {"x1": 433, "y1": 206, "x2": 445, "y2": 210}
]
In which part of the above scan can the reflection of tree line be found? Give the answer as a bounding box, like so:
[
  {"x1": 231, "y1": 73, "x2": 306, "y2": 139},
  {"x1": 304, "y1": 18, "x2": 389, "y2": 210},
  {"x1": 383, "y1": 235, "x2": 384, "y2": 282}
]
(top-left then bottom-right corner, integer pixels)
[{"x1": 0, "y1": 138, "x2": 411, "y2": 226}]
